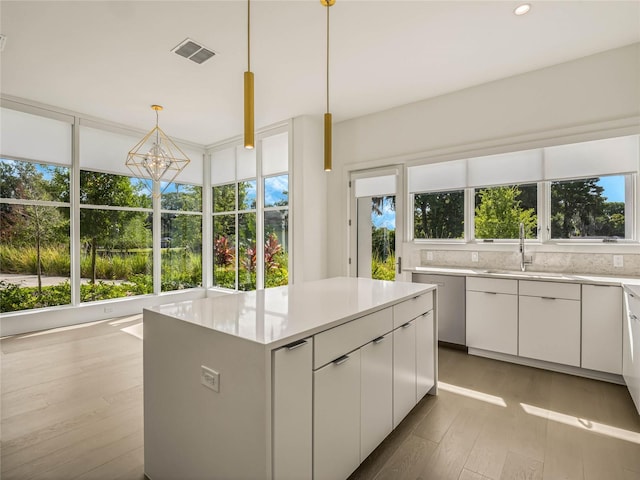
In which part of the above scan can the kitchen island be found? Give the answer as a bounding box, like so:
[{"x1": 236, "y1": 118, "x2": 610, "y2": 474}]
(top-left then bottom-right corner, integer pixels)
[{"x1": 143, "y1": 277, "x2": 438, "y2": 480}]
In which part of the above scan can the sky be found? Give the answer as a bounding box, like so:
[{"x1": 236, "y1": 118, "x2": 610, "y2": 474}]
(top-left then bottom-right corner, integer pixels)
[
  {"x1": 597, "y1": 176, "x2": 624, "y2": 202},
  {"x1": 371, "y1": 196, "x2": 396, "y2": 231}
]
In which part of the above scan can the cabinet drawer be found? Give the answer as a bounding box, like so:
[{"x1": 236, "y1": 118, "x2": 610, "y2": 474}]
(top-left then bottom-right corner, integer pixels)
[
  {"x1": 519, "y1": 280, "x2": 580, "y2": 300},
  {"x1": 466, "y1": 276, "x2": 517, "y2": 295},
  {"x1": 393, "y1": 292, "x2": 433, "y2": 328},
  {"x1": 314, "y1": 307, "x2": 392, "y2": 369}
]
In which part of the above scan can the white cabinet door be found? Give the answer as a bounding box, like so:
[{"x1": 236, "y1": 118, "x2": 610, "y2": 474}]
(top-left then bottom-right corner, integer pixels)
[
  {"x1": 624, "y1": 291, "x2": 640, "y2": 414},
  {"x1": 519, "y1": 296, "x2": 581, "y2": 366},
  {"x1": 314, "y1": 349, "x2": 361, "y2": 480},
  {"x1": 393, "y1": 320, "x2": 416, "y2": 428},
  {"x1": 582, "y1": 285, "x2": 622, "y2": 374},
  {"x1": 416, "y1": 311, "x2": 435, "y2": 401},
  {"x1": 272, "y1": 338, "x2": 313, "y2": 480},
  {"x1": 360, "y1": 334, "x2": 392, "y2": 462},
  {"x1": 466, "y1": 291, "x2": 518, "y2": 355}
]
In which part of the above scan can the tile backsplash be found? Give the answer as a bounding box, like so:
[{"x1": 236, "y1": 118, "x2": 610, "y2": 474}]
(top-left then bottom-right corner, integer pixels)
[{"x1": 415, "y1": 248, "x2": 640, "y2": 277}]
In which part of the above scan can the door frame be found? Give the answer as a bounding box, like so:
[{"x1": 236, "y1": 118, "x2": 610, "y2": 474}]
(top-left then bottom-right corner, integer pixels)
[{"x1": 348, "y1": 166, "x2": 405, "y2": 280}]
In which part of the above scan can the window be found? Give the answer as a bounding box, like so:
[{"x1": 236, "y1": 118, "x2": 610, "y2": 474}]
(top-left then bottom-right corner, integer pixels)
[
  {"x1": 551, "y1": 175, "x2": 627, "y2": 239},
  {"x1": 161, "y1": 182, "x2": 203, "y2": 291},
  {"x1": 413, "y1": 190, "x2": 464, "y2": 239},
  {"x1": 474, "y1": 184, "x2": 537, "y2": 240},
  {"x1": 211, "y1": 129, "x2": 290, "y2": 291},
  {"x1": 79, "y1": 170, "x2": 153, "y2": 302},
  {"x1": 0, "y1": 158, "x2": 71, "y2": 312}
]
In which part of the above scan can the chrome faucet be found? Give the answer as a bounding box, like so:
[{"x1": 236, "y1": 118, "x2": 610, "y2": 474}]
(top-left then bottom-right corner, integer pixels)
[{"x1": 519, "y1": 222, "x2": 533, "y2": 271}]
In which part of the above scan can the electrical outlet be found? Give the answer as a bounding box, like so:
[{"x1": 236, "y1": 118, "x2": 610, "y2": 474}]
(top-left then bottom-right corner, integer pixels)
[
  {"x1": 201, "y1": 366, "x2": 220, "y2": 392},
  {"x1": 104, "y1": 307, "x2": 113, "y2": 313},
  {"x1": 471, "y1": 252, "x2": 479, "y2": 263},
  {"x1": 613, "y1": 255, "x2": 624, "y2": 268},
  {"x1": 426, "y1": 251, "x2": 434, "y2": 261}
]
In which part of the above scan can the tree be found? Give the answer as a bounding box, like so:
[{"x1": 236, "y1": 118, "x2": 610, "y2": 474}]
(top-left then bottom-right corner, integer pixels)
[
  {"x1": 550, "y1": 178, "x2": 606, "y2": 238},
  {"x1": 414, "y1": 191, "x2": 464, "y2": 239},
  {"x1": 475, "y1": 186, "x2": 536, "y2": 239}
]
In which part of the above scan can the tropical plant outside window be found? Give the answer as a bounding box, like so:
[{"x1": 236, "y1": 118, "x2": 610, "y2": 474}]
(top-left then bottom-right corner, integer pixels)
[
  {"x1": 160, "y1": 182, "x2": 203, "y2": 291},
  {"x1": 474, "y1": 184, "x2": 537, "y2": 239},
  {"x1": 1, "y1": 158, "x2": 71, "y2": 312},
  {"x1": 551, "y1": 176, "x2": 626, "y2": 239},
  {"x1": 414, "y1": 190, "x2": 464, "y2": 239},
  {"x1": 263, "y1": 175, "x2": 288, "y2": 288},
  {"x1": 371, "y1": 196, "x2": 396, "y2": 281}
]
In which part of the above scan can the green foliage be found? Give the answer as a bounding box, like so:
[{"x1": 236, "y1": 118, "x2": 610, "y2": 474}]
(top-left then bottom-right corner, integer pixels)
[
  {"x1": 475, "y1": 186, "x2": 537, "y2": 239},
  {"x1": 372, "y1": 227, "x2": 395, "y2": 262},
  {"x1": 0, "y1": 245, "x2": 70, "y2": 276},
  {"x1": 0, "y1": 280, "x2": 71, "y2": 312},
  {"x1": 372, "y1": 255, "x2": 396, "y2": 281},
  {"x1": 414, "y1": 191, "x2": 464, "y2": 239}
]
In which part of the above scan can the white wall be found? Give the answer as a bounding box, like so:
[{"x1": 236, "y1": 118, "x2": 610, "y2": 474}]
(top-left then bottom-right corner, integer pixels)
[
  {"x1": 292, "y1": 115, "x2": 328, "y2": 283},
  {"x1": 328, "y1": 43, "x2": 640, "y2": 277}
]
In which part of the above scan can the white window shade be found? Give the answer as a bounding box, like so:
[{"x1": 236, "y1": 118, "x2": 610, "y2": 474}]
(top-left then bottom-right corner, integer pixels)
[
  {"x1": 262, "y1": 132, "x2": 289, "y2": 176},
  {"x1": 408, "y1": 160, "x2": 466, "y2": 193},
  {"x1": 236, "y1": 145, "x2": 256, "y2": 180},
  {"x1": 354, "y1": 174, "x2": 396, "y2": 198},
  {"x1": 544, "y1": 135, "x2": 639, "y2": 180},
  {"x1": 1, "y1": 107, "x2": 72, "y2": 165},
  {"x1": 468, "y1": 149, "x2": 543, "y2": 187},
  {"x1": 79, "y1": 125, "x2": 142, "y2": 176},
  {"x1": 172, "y1": 144, "x2": 204, "y2": 185},
  {"x1": 211, "y1": 147, "x2": 236, "y2": 185}
]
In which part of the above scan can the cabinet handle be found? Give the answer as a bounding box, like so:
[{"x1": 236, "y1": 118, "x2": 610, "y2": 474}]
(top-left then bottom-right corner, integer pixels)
[
  {"x1": 631, "y1": 314, "x2": 639, "y2": 321},
  {"x1": 333, "y1": 355, "x2": 350, "y2": 365},
  {"x1": 630, "y1": 294, "x2": 636, "y2": 298},
  {"x1": 285, "y1": 339, "x2": 307, "y2": 350},
  {"x1": 484, "y1": 291, "x2": 498, "y2": 295},
  {"x1": 541, "y1": 296, "x2": 556, "y2": 300},
  {"x1": 401, "y1": 322, "x2": 412, "y2": 329},
  {"x1": 373, "y1": 336, "x2": 385, "y2": 344},
  {"x1": 413, "y1": 295, "x2": 421, "y2": 300}
]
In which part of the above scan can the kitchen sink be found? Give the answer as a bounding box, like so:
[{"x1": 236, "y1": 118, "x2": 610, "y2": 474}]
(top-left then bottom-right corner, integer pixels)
[{"x1": 478, "y1": 269, "x2": 574, "y2": 279}]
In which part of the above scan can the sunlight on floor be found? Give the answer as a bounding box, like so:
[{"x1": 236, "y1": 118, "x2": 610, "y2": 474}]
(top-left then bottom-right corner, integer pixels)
[
  {"x1": 438, "y1": 381, "x2": 507, "y2": 407},
  {"x1": 520, "y1": 402, "x2": 640, "y2": 444},
  {"x1": 121, "y1": 323, "x2": 143, "y2": 340},
  {"x1": 18, "y1": 319, "x2": 108, "y2": 338},
  {"x1": 109, "y1": 315, "x2": 143, "y2": 326}
]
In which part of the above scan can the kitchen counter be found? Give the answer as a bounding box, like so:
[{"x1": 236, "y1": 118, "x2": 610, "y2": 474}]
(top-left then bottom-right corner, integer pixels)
[
  {"x1": 144, "y1": 277, "x2": 438, "y2": 480},
  {"x1": 147, "y1": 276, "x2": 434, "y2": 348},
  {"x1": 407, "y1": 265, "x2": 640, "y2": 287}
]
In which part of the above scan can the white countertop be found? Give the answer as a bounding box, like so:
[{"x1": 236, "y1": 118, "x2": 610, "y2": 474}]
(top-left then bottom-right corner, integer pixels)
[
  {"x1": 408, "y1": 266, "x2": 640, "y2": 287},
  {"x1": 146, "y1": 277, "x2": 435, "y2": 348}
]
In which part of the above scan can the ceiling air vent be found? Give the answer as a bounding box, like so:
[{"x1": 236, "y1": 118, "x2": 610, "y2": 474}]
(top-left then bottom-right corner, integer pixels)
[{"x1": 172, "y1": 38, "x2": 216, "y2": 64}]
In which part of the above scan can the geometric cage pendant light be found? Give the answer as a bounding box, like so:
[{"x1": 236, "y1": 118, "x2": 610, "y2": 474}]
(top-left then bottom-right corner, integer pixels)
[{"x1": 126, "y1": 105, "x2": 191, "y2": 195}]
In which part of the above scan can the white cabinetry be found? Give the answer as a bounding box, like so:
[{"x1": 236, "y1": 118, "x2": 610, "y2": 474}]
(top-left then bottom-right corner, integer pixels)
[
  {"x1": 416, "y1": 311, "x2": 435, "y2": 401},
  {"x1": 360, "y1": 333, "x2": 393, "y2": 462},
  {"x1": 393, "y1": 320, "x2": 417, "y2": 428},
  {"x1": 623, "y1": 288, "x2": 640, "y2": 414},
  {"x1": 466, "y1": 277, "x2": 518, "y2": 355},
  {"x1": 314, "y1": 350, "x2": 361, "y2": 480},
  {"x1": 519, "y1": 281, "x2": 581, "y2": 366},
  {"x1": 272, "y1": 338, "x2": 313, "y2": 480},
  {"x1": 582, "y1": 285, "x2": 622, "y2": 374}
]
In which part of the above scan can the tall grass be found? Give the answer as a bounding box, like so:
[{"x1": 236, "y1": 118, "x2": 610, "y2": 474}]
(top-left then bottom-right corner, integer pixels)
[{"x1": 0, "y1": 245, "x2": 70, "y2": 276}]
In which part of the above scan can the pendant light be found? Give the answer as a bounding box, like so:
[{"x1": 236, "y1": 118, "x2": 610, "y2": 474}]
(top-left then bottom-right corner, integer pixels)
[
  {"x1": 322, "y1": 0, "x2": 335, "y2": 172},
  {"x1": 244, "y1": 0, "x2": 255, "y2": 149},
  {"x1": 126, "y1": 105, "x2": 191, "y2": 195}
]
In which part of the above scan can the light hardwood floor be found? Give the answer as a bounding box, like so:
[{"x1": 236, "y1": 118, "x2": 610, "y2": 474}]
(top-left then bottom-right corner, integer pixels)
[{"x1": 2, "y1": 316, "x2": 640, "y2": 479}]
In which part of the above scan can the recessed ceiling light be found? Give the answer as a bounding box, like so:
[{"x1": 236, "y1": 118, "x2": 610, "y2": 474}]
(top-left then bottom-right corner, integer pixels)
[{"x1": 514, "y1": 4, "x2": 531, "y2": 16}]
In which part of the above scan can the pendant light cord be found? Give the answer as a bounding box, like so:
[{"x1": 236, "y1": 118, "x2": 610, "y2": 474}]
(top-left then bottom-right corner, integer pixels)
[
  {"x1": 326, "y1": 3, "x2": 330, "y2": 113},
  {"x1": 155, "y1": 108, "x2": 160, "y2": 145},
  {"x1": 247, "y1": 0, "x2": 251, "y2": 72}
]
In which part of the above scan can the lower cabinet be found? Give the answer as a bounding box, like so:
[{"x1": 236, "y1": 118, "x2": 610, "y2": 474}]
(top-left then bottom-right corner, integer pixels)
[
  {"x1": 582, "y1": 284, "x2": 622, "y2": 374},
  {"x1": 272, "y1": 338, "x2": 313, "y2": 480},
  {"x1": 393, "y1": 320, "x2": 416, "y2": 428},
  {"x1": 313, "y1": 349, "x2": 361, "y2": 480},
  {"x1": 623, "y1": 289, "x2": 640, "y2": 414},
  {"x1": 360, "y1": 333, "x2": 393, "y2": 462},
  {"x1": 519, "y1": 281, "x2": 581, "y2": 367},
  {"x1": 466, "y1": 278, "x2": 518, "y2": 355},
  {"x1": 416, "y1": 311, "x2": 435, "y2": 401}
]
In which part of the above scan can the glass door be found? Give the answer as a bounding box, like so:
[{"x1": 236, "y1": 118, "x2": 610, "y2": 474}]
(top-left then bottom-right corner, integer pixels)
[{"x1": 350, "y1": 169, "x2": 403, "y2": 281}]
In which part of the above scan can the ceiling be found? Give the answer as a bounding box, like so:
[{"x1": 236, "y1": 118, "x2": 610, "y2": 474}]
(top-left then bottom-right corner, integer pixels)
[{"x1": 1, "y1": 1, "x2": 639, "y2": 147}]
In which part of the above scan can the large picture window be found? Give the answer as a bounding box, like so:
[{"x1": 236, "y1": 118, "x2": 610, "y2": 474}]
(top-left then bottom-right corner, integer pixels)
[
  {"x1": 413, "y1": 190, "x2": 464, "y2": 240},
  {"x1": 474, "y1": 184, "x2": 537, "y2": 240},
  {"x1": 1, "y1": 159, "x2": 71, "y2": 312},
  {"x1": 79, "y1": 170, "x2": 153, "y2": 302},
  {"x1": 551, "y1": 175, "x2": 627, "y2": 239}
]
